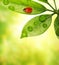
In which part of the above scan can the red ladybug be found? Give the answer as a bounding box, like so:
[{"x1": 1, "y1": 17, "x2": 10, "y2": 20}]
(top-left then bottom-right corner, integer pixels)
[{"x1": 23, "y1": 7, "x2": 32, "y2": 13}]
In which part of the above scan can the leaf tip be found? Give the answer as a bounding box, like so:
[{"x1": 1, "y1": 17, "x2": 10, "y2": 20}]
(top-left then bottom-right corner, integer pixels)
[{"x1": 20, "y1": 30, "x2": 28, "y2": 39}]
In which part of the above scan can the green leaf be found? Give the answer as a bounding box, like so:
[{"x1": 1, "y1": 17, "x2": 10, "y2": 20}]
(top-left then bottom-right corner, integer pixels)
[
  {"x1": 38, "y1": 0, "x2": 48, "y2": 3},
  {"x1": 21, "y1": 15, "x2": 52, "y2": 38},
  {"x1": 54, "y1": 16, "x2": 59, "y2": 38},
  {"x1": 1, "y1": 0, "x2": 46, "y2": 15}
]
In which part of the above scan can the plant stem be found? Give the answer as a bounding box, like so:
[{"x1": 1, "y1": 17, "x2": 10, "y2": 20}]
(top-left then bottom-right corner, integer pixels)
[
  {"x1": 47, "y1": 9, "x2": 54, "y2": 12},
  {"x1": 47, "y1": 9, "x2": 58, "y2": 14},
  {"x1": 54, "y1": 0, "x2": 57, "y2": 10},
  {"x1": 47, "y1": 2, "x2": 55, "y2": 11}
]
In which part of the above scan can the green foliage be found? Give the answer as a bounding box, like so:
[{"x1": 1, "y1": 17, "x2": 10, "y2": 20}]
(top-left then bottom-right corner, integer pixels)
[
  {"x1": 0, "y1": 0, "x2": 59, "y2": 39},
  {"x1": 2, "y1": 0, "x2": 46, "y2": 15},
  {"x1": 21, "y1": 15, "x2": 52, "y2": 38},
  {"x1": 54, "y1": 16, "x2": 59, "y2": 38},
  {"x1": 38, "y1": 0, "x2": 48, "y2": 3},
  {"x1": 1, "y1": 0, "x2": 59, "y2": 65}
]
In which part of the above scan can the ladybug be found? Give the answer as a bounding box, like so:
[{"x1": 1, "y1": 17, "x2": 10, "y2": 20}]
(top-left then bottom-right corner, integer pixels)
[{"x1": 23, "y1": 7, "x2": 32, "y2": 14}]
